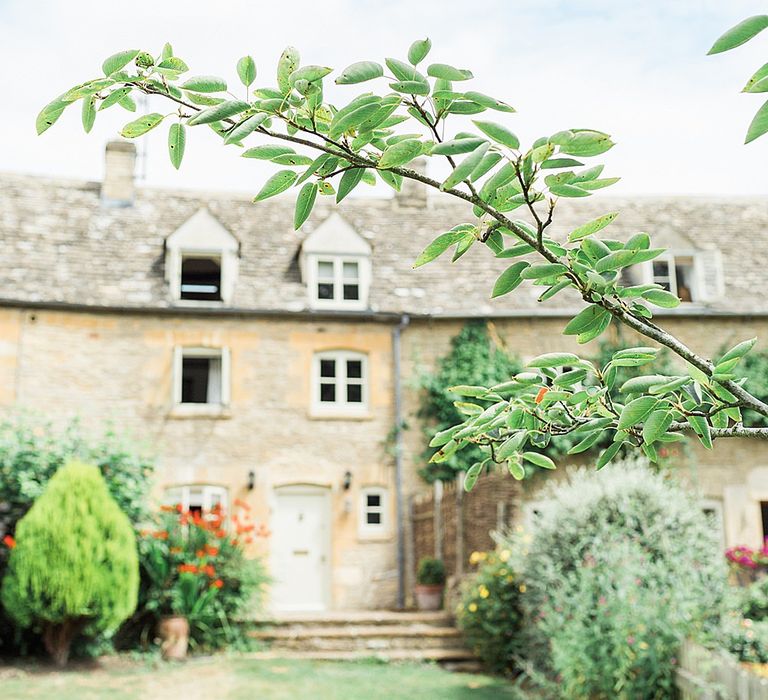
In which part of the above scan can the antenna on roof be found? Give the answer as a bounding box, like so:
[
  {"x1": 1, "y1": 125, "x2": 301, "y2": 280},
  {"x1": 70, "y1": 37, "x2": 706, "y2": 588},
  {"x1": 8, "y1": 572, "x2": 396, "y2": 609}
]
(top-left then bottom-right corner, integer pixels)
[{"x1": 136, "y1": 94, "x2": 149, "y2": 182}]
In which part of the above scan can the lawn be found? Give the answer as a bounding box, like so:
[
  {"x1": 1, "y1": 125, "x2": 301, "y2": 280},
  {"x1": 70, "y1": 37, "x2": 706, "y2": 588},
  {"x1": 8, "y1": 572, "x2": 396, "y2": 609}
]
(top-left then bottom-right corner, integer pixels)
[{"x1": 0, "y1": 656, "x2": 520, "y2": 699}]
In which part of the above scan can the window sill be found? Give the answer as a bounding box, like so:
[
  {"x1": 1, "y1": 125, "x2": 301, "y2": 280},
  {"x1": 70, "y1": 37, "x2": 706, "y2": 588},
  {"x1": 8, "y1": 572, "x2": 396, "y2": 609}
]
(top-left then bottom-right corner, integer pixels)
[
  {"x1": 168, "y1": 404, "x2": 232, "y2": 419},
  {"x1": 308, "y1": 409, "x2": 372, "y2": 421},
  {"x1": 357, "y1": 533, "x2": 392, "y2": 543}
]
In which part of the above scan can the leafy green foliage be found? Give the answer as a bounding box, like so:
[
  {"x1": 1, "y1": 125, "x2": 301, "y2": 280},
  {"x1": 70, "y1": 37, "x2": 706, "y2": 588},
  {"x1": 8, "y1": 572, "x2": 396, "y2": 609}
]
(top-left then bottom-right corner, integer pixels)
[
  {"x1": 416, "y1": 557, "x2": 445, "y2": 585},
  {"x1": 456, "y1": 550, "x2": 523, "y2": 674},
  {"x1": 1, "y1": 461, "x2": 139, "y2": 665},
  {"x1": 725, "y1": 346, "x2": 768, "y2": 427},
  {"x1": 503, "y1": 460, "x2": 726, "y2": 698}
]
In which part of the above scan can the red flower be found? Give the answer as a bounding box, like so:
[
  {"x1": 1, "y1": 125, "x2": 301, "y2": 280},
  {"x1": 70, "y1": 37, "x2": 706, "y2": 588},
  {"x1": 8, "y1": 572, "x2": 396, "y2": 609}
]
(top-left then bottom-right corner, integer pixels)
[
  {"x1": 205, "y1": 545, "x2": 219, "y2": 557},
  {"x1": 215, "y1": 529, "x2": 226, "y2": 538},
  {"x1": 211, "y1": 579, "x2": 224, "y2": 589},
  {"x1": 196, "y1": 549, "x2": 205, "y2": 559},
  {"x1": 202, "y1": 564, "x2": 216, "y2": 577},
  {"x1": 535, "y1": 387, "x2": 548, "y2": 404},
  {"x1": 2, "y1": 535, "x2": 16, "y2": 549},
  {"x1": 178, "y1": 563, "x2": 198, "y2": 574}
]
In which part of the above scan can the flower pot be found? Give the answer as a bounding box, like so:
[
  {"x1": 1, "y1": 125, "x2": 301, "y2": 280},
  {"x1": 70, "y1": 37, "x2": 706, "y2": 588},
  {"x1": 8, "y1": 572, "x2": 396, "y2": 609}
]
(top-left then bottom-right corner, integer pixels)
[
  {"x1": 157, "y1": 615, "x2": 189, "y2": 660},
  {"x1": 414, "y1": 584, "x2": 444, "y2": 611}
]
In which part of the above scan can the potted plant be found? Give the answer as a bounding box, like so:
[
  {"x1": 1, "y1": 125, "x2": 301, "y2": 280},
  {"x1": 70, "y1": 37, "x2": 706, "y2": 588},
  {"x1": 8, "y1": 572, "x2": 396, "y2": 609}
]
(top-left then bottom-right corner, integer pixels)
[{"x1": 415, "y1": 557, "x2": 446, "y2": 611}]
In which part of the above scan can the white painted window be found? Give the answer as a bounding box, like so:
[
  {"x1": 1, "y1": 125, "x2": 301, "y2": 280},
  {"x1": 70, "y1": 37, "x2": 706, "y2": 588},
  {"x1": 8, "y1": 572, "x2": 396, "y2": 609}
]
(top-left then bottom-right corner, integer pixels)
[
  {"x1": 180, "y1": 254, "x2": 222, "y2": 301},
  {"x1": 360, "y1": 487, "x2": 387, "y2": 536},
  {"x1": 312, "y1": 351, "x2": 368, "y2": 415},
  {"x1": 308, "y1": 256, "x2": 369, "y2": 309},
  {"x1": 164, "y1": 484, "x2": 228, "y2": 516},
  {"x1": 173, "y1": 347, "x2": 230, "y2": 406}
]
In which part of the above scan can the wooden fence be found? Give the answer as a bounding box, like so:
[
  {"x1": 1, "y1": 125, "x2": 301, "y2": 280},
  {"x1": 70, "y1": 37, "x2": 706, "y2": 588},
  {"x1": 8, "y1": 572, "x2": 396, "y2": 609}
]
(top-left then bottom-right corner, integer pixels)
[
  {"x1": 677, "y1": 640, "x2": 768, "y2": 699},
  {"x1": 410, "y1": 470, "x2": 521, "y2": 581}
]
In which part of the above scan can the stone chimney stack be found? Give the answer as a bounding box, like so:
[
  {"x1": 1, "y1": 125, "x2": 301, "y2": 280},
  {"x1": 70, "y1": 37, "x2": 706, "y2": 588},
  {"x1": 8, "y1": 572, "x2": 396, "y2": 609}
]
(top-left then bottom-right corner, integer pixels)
[
  {"x1": 102, "y1": 140, "x2": 136, "y2": 206},
  {"x1": 396, "y1": 157, "x2": 428, "y2": 209}
]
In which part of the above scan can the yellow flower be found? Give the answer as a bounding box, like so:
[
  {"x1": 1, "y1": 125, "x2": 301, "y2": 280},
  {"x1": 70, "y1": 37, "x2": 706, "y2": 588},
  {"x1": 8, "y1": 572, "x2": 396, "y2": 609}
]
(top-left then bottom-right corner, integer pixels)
[
  {"x1": 469, "y1": 551, "x2": 486, "y2": 565},
  {"x1": 498, "y1": 568, "x2": 508, "y2": 577},
  {"x1": 639, "y1": 642, "x2": 649, "y2": 650},
  {"x1": 479, "y1": 585, "x2": 489, "y2": 599},
  {"x1": 468, "y1": 603, "x2": 478, "y2": 612},
  {"x1": 519, "y1": 583, "x2": 527, "y2": 593},
  {"x1": 506, "y1": 575, "x2": 514, "y2": 583},
  {"x1": 499, "y1": 549, "x2": 510, "y2": 562}
]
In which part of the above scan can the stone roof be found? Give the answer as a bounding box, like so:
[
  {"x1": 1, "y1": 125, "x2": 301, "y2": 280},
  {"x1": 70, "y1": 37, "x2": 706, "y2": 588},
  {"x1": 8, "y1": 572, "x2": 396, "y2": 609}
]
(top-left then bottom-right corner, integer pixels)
[{"x1": 1, "y1": 170, "x2": 766, "y2": 317}]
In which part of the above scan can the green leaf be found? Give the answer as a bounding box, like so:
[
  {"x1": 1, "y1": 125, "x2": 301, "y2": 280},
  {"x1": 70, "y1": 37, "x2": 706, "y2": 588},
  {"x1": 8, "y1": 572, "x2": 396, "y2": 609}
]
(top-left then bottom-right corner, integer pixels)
[
  {"x1": 642, "y1": 409, "x2": 674, "y2": 445},
  {"x1": 497, "y1": 432, "x2": 527, "y2": 460},
  {"x1": 242, "y1": 144, "x2": 295, "y2": 160},
  {"x1": 567, "y1": 212, "x2": 619, "y2": 242},
  {"x1": 98, "y1": 87, "x2": 133, "y2": 112},
  {"x1": 271, "y1": 153, "x2": 314, "y2": 166},
  {"x1": 237, "y1": 56, "x2": 257, "y2": 87},
  {"x1": 378, "y1": 139, "x2": 422, "y2": 169},
  {"x1": 746, "y1": 98, "x2": 768, "y2": 143},
  {"x1": 389, "y1": 80, "x2": 430, "y2": 96},
  {"x1": 336, "y1": 61, "x2": 384, "y2": 84},
  {"x1": 472, "y1": 120, "x2": 519, "y2": 149},
  {"x1": 564, "y1": 306, "x2": 609, "y2": 336},
  {"x1": 549, "y1": 183, "x2": 590, "y2": 197},
  {"x1": 385, "y1": 57, "x2": 425, "y2": 82},
  {"x1": 687, "y1": 415, "x2": 712, "y2": 449},
  {"x1": 36, "y1": 98, "x2": 69, "y2": 135},
  {"x1": 432, "y1": 137, "x2": 487, "y2": 156},
  {"x1": 507, "y1": 459, "x2": 525, "y2": 480},
  {"x1": 427, "y1": 63, "x2": 473, "y2": 81},
  {"x1": 253, "y1": 170, "x2": 298, "y2": 201},
  {"x1": 743, "y1": 63, "x2": 768, "y2": 91},
  {"x1": 329, "y1": 100, "x2": 382, "y2": 138},
  {"x1": 617, "y1": 396, "x2": 659, "y2": 430},
  {"x1": 491, "y1": 262, "x2": 530, "y2": 298},
  {"x1": 464, "y1": 91, "x2": 515, "y2": 113},
  {"x1": 541, "y1": 158, "x2": 583, "y2": 169},
  {"x1": 223, "y1": 113, "x2": 267, "y2": 145},
  {"x1": 441, "y1": 142, "x2": 490, "y2": 190},
  {"x1": 596, "y1": 441, "x2": 622, "y2": 470},
  {"x1": 290, "y1": 65, "x2": 332, "y2": 85},
  {"x1": 294, "y1": 182, "x2": 318, "y2": 229},
  {"x1": 408, "y1": 38, "x2": 432, "y2": 66},
  {"x1": 277, "y1": 46, "x2": 300, "y2": 94},
  {"x1": 120, "y1": 113, "x2": 165, "y2": 138},
  {"x1": 379, "y1": 170, "x2": 403, "y2": 191},
  {"x1": 567, "y1": 430, "x2": 604, "y2": 455},
  {"x1": 188, "y1": 100, "x2": 250, "y2": 126},
  {"x1": 520, "y1": 263, "x2": 568, "y2": 280},
  {"x1": 463, "y1": 462, "x2": 482, "y2": 492},
  {"x1": 181, "y1": 75, "x2": 228, "y2": 93},
  {"x1": 168, "y1": 123, "x2": 186, "y2": 169},
  {"x1": 620, "y1": 375, "x2": 671, "y2": 394},
  {"x1": 102, "y1": 49, "x2": 139, "y2": 76},
  {"x1": 336, "y1": 168, "x2": 365, "y2": 203},
  {"x1": 523, "y1": 452, "x2": 556, "y2": 470},
  {"x1": 642, "y1": 289, "x2": 680, "y2": 308},
  {"x1": 708, "y1": 15, "x2": 768, "y2": 54},
  {"x1": 559, "y1": 130, "x2": 614, "y2": 157},
  {"x1": 81, "y1": 96, "x2": 96, "y2": 133},
  {"x1": 720, "y1": 337, "x2": 757, "y2": 364},
  {"x1": 528, "y1": 352, "x2": 580, "y2": 369},
  {"x1": 413, "y1": 226, "x2": 474, "y2": 268}
]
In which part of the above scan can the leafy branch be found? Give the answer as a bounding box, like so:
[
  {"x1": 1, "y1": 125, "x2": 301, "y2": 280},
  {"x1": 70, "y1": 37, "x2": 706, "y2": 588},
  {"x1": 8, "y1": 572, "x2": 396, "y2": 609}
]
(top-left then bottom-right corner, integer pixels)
[{"x1": 37, "y1": 38, "x2": 768, "y2": 484}]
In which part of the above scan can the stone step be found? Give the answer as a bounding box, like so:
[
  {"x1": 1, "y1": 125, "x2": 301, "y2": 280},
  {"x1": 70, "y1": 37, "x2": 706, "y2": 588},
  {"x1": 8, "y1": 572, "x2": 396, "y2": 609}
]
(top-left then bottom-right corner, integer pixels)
[
  {"x1": 253, "y1": 610, "x2": 454, "y2": 629},
  {"x1": 244, "y1": 647, "x2": 476, "y2": 663}
]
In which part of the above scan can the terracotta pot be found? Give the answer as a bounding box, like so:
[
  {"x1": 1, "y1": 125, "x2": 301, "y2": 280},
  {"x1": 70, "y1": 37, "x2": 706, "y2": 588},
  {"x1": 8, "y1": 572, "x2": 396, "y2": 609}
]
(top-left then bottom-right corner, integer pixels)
[
  {"x1": 157, "y1": 615, "x2": 189, "y2": 660},
  {"x1": 414, "y1": 584, "x2": 444, "y2": 611}
]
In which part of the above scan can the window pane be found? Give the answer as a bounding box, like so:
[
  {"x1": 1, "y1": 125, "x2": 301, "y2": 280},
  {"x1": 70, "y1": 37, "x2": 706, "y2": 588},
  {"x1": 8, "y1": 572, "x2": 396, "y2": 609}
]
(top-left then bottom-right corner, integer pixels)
[
  {"x1": 180, "y1": 257, "x2": 222, "y2": 301},
  {"x1": 318, "y1": 261, "x2": 335, "y2": 280},
  {"x1": 320, "y1": 359, "x2": 336, "y2": 377},
  {"x1": 676, "y1": 261, "x2": 694, "y2": 302},
  {"x1": 367, "y1": 512, "x2": 382, "y2": 525},
  {"x1": 347, "y1": 383, "x2": 362, "y2": 403},
  {"x1": 347, "y1": 360, "x2": 362, "y2": 379},
  {"x1": 343, "y1": 284, "x2": 360, "y2": 300},
  {"x1": 367, "y1": 494, "x2": 381, "y2": 508},
  {"x1": 318, "y1": 282, "x2": 335, "y2": 299},
  {"x1": 652, "y1": 260, "x2": 670, "y2": 278},
  {"x1": 181, "y1": 358, "x2": 210, "y2": 403},
  {"x1": 320, "y1": 383, "x2": 336, "y2": 402},
  {"x1": 343, "y1": 262, "x2": 359, "y2": 280}
]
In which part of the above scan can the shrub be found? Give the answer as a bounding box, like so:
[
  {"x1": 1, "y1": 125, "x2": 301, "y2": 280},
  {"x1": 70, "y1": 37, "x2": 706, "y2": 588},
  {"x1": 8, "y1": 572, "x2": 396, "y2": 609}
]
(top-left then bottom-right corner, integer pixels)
[
  {"x1": 119, "y1": 499, "x2": 269, "y2": 652},
  {"x1": 505, "y1": 459, "x2": 726, "y2": 699},
  {"x1": 721, "y1": 614, "x2": 768, "y2": 663},
  {"x1": 456, "y1": 549, "x2": 524, "y2": 674},
  {"x1": 1, "y1": 460, "x2": 139, "y2": 666},
  {"x1": 417, "y1": 557, "x2": 445, "y2": 586}
]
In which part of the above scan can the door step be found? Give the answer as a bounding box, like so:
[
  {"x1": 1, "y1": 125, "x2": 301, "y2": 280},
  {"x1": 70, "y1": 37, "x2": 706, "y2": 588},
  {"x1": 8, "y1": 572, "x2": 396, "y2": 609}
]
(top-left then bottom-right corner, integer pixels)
[{"x1": 244, "y1": 648, "x2": 476, "y2": 663}]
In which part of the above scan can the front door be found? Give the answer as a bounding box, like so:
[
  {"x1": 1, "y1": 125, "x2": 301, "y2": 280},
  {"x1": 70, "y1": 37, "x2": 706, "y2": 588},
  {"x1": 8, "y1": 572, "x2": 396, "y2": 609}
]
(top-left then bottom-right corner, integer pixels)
[{"x1": 271, "y1": 486, "x2": 331, "y2": 611}]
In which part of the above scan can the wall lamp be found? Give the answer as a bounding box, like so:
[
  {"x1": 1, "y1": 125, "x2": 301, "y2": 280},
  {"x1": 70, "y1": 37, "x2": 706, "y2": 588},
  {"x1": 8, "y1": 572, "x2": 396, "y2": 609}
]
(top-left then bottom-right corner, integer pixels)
[
  {"x1": 247, "y1": 470, "x2": 256, "y2": 491},
  {"x1": 342, "y1": 470, "x2": 352, "y2": 491}
]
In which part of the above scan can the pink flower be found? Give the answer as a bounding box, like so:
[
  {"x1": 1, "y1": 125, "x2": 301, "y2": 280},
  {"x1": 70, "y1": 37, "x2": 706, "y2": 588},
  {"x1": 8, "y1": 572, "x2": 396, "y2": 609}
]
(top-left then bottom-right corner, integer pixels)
[{"x1": 627, "y1": 636, "x2": 636, "y2": 646}]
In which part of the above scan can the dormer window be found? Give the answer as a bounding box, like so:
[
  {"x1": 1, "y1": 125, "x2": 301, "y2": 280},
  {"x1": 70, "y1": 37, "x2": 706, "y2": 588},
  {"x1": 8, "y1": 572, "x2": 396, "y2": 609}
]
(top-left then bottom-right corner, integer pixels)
[
  {"x1": 165, "y1": 209, "x2": 239, "y2": 305},
  {"x1": 300, "y1": 213, "x2": 372, "y2": 311},
  {"x1": 180, "y1": 255, "x2": 222, "y2": 301},
  {"x1": 651, "y1": 255, "x2": 695, "y2": 302}
]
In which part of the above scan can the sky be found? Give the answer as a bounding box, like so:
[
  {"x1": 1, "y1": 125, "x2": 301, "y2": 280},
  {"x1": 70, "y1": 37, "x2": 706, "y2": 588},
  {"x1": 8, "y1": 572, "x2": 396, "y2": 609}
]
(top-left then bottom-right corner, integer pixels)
[{"x1": 1, "y1": 0, "x2": 768, "y2": 196}]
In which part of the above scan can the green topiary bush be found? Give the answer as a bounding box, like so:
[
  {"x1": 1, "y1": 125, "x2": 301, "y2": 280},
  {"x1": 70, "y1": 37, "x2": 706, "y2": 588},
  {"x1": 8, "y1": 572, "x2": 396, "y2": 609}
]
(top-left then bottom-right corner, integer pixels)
[
  {"x1": 503, "y1": 459, "x2": 726, "y2": 699},
  {"x1": 456, "y1": 549, "x2": 524, "y2": 674},
  {"x1": 416, "y1": 557, "x2": 446, "y2": 585},
  {"x1": 1, "y1": 460, "x2": 139, "y2": 666}
]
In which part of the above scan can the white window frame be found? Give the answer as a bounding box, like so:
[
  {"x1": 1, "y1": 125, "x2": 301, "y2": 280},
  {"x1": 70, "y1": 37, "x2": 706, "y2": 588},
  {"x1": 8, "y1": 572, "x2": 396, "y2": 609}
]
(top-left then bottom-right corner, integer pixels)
[
  {"x1": 306, "y1": 254, "x2": 370, "y2": 310},
  {"x1": 178, "y1": 251, "x2": 224, "y2": 301},
  {"x1": 311, "y1": 350, "x2": 368, "y2": 416},
  {"x1": 163, "y1": 484, "x2": 228, "y2": 515},
  {"x1": 628, "y1": 251, "x2": 702, "y2": 304},
  {"x1": 172, "y1": 346, "x2": 231, "y2": 409},
  {"x1": 359, "y1": 486, "x2": 388, "y2": 537}
]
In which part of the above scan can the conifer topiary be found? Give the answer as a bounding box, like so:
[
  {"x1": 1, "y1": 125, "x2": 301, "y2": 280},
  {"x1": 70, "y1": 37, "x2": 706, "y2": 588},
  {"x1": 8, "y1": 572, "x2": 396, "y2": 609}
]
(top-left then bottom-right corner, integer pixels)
[{"x1": 1, "y1": 460, "x2": 139, "y2": 665}]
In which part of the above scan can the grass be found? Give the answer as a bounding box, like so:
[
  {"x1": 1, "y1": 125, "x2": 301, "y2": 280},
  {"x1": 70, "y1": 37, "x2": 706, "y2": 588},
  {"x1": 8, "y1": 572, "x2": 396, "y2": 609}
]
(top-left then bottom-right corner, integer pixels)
[{"x1": 0, "y1": 655, "x2": 521, "y2": 699}]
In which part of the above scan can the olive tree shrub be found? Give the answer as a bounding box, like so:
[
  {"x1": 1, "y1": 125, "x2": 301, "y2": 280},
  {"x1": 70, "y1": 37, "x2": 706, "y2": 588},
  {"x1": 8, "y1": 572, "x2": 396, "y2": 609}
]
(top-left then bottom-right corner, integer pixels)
[{"x1": 38, "y1": 38, "x2": 768, "y2": 488}]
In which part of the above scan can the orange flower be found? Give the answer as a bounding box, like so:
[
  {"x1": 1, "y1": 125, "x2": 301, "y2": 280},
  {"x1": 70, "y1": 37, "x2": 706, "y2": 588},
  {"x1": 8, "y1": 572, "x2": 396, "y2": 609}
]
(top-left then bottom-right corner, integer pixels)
[
  {"x1": 154, "y1": 530, "x2": 169, "y2": 540},
  {"x1": 2, "y1": 535, "x2": 16, "y2": 549},
  {"x1": 534, "y1": 387, "x2": 548, "y2": 404},
  {"x1": 202, "y1": 564, "x2": 216, "y2": 577},
  {"x1": 245, "y1": 536, "x2": 254, "y2": 544},
  {"x1": 176, "y1": 503, "x2": 183, "y2": 513},
  {"x1": 234, "y1": 498, "x2": 251, "y2": 512},
  {"x1": 205, "y1": 545, "x2": 219, "y2": 557},
  {"x1": 256, "y1": 524, "x2": 272, "y2": 538},
  {"x1": 196, "y1": 549, "x2": 205, "y2": 559},
  {"x1": 170, "y1": 547, "x2": 182, "y2": 554},
  {"x1": 178, "y1": 563, "x2": 198, "y2": 574},
  {"x1": 211, "y1": 579, "x2": 224, "y2": 589},
  {"x1": 215, "y1": 529, "x2": 226, "y2": 538},
  {"x1": 160, "y1": 505, "x2": 175, "y2": 513}
]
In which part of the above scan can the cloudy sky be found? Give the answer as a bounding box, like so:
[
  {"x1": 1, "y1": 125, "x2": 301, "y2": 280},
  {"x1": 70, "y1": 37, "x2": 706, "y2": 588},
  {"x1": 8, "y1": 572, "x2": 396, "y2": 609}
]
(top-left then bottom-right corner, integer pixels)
[{"x1": 2, "y1": 0, "x2": 767, "y2": 195}]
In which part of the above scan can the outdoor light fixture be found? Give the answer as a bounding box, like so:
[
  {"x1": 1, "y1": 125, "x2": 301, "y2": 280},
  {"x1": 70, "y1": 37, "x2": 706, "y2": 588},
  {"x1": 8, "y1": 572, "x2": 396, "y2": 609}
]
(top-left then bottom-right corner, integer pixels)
[
  {"x1": 342, "y1": 470, "x2": 352, "y2": 491},
  {"x1": 247, "y1": 470, "x2": 256, "y2": 491}
]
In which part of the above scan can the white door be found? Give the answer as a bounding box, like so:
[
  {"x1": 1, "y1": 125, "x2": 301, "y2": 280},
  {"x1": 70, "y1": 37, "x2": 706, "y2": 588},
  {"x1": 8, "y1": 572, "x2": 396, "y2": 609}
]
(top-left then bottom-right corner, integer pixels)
[{"x1": 271, "y1": 487, "x2": 331, "y2": 612}]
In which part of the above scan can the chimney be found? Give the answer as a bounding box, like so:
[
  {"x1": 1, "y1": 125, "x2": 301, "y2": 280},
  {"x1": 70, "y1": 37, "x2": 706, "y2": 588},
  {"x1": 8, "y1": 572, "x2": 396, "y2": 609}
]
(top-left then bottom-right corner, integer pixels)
[
  {"x1": 396, "y1": 157, "x2": 428, "y2": 209},
  {"x1": 102, "y1": 140, "x2": 136, "y2": 206}
]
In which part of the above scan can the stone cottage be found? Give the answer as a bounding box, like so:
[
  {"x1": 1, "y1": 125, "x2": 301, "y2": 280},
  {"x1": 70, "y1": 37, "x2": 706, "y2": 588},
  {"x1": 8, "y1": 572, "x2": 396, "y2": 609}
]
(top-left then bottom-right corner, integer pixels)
[{"x1": 1, "y1": 141, "x2": 767, "y2": 611}]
